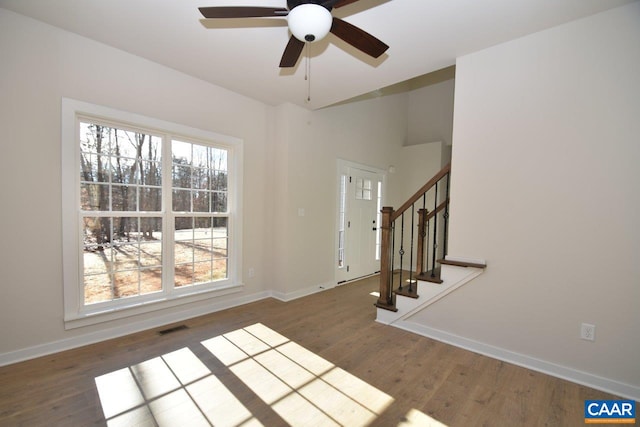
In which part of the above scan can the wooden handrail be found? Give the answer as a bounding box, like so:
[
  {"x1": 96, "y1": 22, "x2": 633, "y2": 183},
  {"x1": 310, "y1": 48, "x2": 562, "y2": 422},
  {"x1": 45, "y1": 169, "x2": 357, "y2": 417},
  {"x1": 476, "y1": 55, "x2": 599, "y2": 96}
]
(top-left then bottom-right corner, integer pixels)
[
  {"x1": 390, "y1": 163, "x2": 451, "y2": 222},
  {"x1": 425, "y1": 198, "x2": 449, "y2": 222}
]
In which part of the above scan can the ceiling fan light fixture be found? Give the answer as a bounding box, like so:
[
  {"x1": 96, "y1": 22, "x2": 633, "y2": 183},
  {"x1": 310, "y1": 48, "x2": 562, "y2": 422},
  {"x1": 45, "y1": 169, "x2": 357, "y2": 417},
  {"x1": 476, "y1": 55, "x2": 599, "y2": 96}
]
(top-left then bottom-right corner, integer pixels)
[{"x1": 287, "y1": 4, "x2": 332, "y2": 43}]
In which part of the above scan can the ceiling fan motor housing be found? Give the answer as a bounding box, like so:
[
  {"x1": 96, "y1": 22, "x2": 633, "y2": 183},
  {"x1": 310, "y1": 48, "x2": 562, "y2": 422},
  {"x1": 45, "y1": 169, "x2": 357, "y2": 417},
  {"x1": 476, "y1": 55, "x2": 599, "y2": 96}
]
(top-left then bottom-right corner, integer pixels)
[{"x1": 287, "y1": 4, "x2": 332, "y2": 42}]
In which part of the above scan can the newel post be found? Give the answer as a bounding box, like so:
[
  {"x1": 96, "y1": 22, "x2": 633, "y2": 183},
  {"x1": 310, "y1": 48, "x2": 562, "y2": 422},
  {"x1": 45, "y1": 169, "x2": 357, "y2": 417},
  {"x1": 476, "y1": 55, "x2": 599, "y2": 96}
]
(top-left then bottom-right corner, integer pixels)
[
  {"x1": 376, "y1": 206, "x2": 394, "y2": 309},
  {"x1": 416, "y1": 208, "x2": 428, "y2": 276}
]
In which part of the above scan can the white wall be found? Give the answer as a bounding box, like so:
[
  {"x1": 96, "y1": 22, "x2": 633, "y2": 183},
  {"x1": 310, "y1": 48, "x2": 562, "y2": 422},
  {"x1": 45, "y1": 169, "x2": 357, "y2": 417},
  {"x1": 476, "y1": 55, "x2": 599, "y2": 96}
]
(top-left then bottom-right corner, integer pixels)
[
  {"x1": 387, "y1": 142, "x2": 445, "y2": 208},
  {"x1": 407, "y1": 2, "x2": 640, "y2": 398},
  {"x1": 407, "y1": 79, "x2": 455, "y2": 146},
  {"x1": 0, "y1": 9, "x2": 272, "y2": 358},
  {"x1": 271, "y1": 96, "x2": 411, "y2": 296}
]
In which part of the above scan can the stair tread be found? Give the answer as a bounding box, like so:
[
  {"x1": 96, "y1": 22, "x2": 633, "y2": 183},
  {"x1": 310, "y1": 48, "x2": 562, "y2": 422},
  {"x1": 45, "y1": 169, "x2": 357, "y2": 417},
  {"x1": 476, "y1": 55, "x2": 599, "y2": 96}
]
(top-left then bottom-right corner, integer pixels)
[
  {"x1": 394, "y1": 287, "x2": 419, "y2": 299},
  {"x1": 438, "y1": 259, "x2": 487, "y2": 269},
  {"x1": 415, "y1": 268, "x2": 443, "y2": 284},
  {"x1": 416, "y1": 274, "x2": 443, "y2": 284}
]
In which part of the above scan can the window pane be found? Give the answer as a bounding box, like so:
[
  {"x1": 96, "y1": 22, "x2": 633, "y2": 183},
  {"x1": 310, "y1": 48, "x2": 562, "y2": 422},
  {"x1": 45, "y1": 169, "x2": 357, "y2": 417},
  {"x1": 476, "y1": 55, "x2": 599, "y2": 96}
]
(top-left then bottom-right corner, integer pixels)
[
  {"x1": 192, "y1": 144, "x2": 209, "y2": 169},
  {"x1": 193, "y1": 261, "x2": 213, "y2": 284},
  {"x1": 140, "y1": 187, "x2": 161, "y2": 212},
  {"x1": 172, "y1": 140, "x2": 228, "y2": 214},
  {"x1": 81, "y1": 183, "x2": 110, "y2": 211},
  {"x1": 114, "y1": 132, "x2": 139, "y2": 158},
  {"x1": 174, "y1": 216, "x2": 228, "y2": 288},
  {"x1": 174, "y1": 245, "x2": 194, "y2": 265},
  {"x1": 84, "y1": 274, "x2": 112, "y2": 304},
  {"x1": 172, "y1": 140, "x2": 192, "y2": 163},
  {"x1": 80, "y1": 123, "x2": 111, "y2": 156},
  {"x1": 141, "y1": 160, "x2": 161, "y2": 186},
  {"x1": 174, "y1": 265, "x2": 194, "y2": 288},
  {"x1": 172, "y1": 189, "x2": 191, "y2": 211},
  {"x1": 192, "y1": 167, "x2": 209, "y2": 190},
  {"x1": 140, "y1": 268, "x2": 162, "y2": 294},
  {"x1": 212, "y1": 237, "x2": 228, "y2": 258},
  {"x1": 79, "y1": 122, "x2": 162, "y2": 216},
  {"x1": 210, "y1": 148, "x2": 227, "y2": 172},
  {"x1": 113, "y1": 271, "x2": 140, "y2": 298},
  {"x1": 193, "y1": 190, "x2": 211, "y2": 213},
  {"x1": 140, "y1": 242, "x2": 162, "y2": 267},
  {"x1": 113, "y1": 243, "x2": 139, "y2": 271},
  {"x1": 80, "y1": 153, "x2": 108, "y2": 182},
  {"x1": 111, "y1": 185, "x2": 136, "y2": 211},
  {"x1": 194, "y1": 239, "x2": 213, "y2": 262},
  {"x1": 213, "y1": 259, "x2": 228, "y2": 281},
  {"x1": 213, "y1": 192, "x2": 227, "y2": 212},
  {"x1": 140, "y1": 217, "x2": 162, "y2": 241},
  {"x1": 172, "y1": 164, "x2": 191, "y2": 189},
  {"x1": 84, "y1": 249, "x2": 110, "y2": 275},
  {"x1": 212, "y1": 171, "x2": 227, "y2": 191},
  {"x1": 83, "y1": 216, "x2": 112, "y2": 246},
  {"x1": 111, "y1": 157, "x2": 138, "y2": 185},
  {"x1": 81, "y1": 215, "x2": 162, "y2": 304}
]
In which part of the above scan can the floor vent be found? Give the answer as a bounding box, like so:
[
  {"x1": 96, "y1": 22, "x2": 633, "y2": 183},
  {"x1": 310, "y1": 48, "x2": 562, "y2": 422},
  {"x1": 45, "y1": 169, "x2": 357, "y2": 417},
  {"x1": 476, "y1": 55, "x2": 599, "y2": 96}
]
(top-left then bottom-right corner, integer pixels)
[{"x1": 157, "y1": 324, "x2": 189, "y2": 335}]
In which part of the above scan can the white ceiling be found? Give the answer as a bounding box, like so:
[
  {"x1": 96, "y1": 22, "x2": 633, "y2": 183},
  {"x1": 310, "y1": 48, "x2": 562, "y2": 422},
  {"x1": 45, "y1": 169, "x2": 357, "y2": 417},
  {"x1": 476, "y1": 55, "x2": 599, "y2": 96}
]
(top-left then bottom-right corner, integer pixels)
[{"x1": 0, "y1": 0, "x2": 635, "y2": 109}]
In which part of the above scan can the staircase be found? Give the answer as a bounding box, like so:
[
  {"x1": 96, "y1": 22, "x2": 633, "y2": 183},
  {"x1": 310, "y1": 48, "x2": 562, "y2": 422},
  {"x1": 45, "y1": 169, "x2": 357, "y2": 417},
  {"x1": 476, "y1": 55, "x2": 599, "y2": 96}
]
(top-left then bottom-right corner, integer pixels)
[
  {"x1": 376, "y1": 258, "x2": 486, "y2": 324},
  {"x1": 375, "y1": 163, "x2": 486, "y2": 323}
]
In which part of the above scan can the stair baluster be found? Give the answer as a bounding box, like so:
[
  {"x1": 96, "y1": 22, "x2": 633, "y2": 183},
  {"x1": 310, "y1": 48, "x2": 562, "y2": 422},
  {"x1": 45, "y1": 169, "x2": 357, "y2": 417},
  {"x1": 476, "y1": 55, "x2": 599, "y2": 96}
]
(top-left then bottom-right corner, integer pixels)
[
  {"x1": 431, "y1": 181, "x2": 439, "y2": 280},
  {"x1": 408, "y1": 204, "x2": 415, "y2": 294}
]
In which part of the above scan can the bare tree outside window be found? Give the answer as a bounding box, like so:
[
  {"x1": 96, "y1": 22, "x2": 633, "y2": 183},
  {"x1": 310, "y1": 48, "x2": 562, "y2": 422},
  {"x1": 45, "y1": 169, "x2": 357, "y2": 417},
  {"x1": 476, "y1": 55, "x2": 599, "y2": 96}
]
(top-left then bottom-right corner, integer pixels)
[{"x1": 171, "y1": 139, "x2": 229, "y2": 288}]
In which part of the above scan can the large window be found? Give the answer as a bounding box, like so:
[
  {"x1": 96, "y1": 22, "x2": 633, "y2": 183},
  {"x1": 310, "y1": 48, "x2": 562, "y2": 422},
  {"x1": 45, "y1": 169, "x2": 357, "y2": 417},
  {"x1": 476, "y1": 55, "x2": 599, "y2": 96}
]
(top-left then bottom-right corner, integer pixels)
[{"x1": 62, "y1": 99, "x2": 242, "y2": 327}]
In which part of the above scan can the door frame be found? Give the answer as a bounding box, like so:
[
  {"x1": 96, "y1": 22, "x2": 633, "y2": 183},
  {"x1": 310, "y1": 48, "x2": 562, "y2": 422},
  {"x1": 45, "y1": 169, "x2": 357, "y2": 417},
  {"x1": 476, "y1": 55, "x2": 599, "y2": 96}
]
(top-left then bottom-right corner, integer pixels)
[{"x1": 335, "y1": 159, "x2": 387, "y2": 285}]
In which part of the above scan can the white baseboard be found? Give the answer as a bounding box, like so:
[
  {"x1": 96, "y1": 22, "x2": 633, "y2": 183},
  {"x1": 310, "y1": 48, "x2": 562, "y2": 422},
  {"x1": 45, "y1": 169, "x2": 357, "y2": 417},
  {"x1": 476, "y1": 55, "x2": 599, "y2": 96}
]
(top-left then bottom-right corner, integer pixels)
[
  {"x1": 0, "y1": 291, "x2": 271, "y2": 367},
  {"x1": 0, "y1": 280, "x2": 337, "y2": 367},
  {"x1": 390, "y1": 320, "x2": 640, "y2": 402}
]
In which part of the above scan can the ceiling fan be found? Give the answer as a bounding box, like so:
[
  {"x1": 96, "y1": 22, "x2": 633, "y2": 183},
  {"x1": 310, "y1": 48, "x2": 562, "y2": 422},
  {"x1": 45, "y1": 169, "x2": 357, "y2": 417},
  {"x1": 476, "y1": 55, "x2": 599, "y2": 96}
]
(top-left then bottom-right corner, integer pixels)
[{"x1": 199, "y1": 0, "x2": 389, "y2": 67}]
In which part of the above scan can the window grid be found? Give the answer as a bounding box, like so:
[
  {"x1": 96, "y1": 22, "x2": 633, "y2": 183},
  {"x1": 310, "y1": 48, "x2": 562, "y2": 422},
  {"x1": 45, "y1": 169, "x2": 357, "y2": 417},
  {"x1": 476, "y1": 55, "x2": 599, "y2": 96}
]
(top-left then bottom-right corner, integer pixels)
[
  {"x1": 355, "y1": 178, "x2": 372, "y2": 200},
  {"x1": 77, "y1": 120, "x2": 231, "y2": 308}
]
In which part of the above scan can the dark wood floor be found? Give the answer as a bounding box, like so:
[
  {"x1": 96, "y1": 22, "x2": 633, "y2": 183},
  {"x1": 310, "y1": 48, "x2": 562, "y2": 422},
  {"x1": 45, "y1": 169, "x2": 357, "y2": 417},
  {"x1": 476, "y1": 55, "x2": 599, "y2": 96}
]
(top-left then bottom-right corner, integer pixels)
[{"x1": 0, "y1": 276, "x2": 626, "y2": 426}]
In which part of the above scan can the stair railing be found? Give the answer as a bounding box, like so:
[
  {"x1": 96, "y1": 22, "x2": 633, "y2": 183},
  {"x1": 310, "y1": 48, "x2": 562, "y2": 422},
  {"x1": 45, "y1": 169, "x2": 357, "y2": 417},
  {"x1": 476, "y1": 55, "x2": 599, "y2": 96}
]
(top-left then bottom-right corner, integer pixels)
[{"x1": 376, "y1": 163, "x2": 451, "y2": 311}]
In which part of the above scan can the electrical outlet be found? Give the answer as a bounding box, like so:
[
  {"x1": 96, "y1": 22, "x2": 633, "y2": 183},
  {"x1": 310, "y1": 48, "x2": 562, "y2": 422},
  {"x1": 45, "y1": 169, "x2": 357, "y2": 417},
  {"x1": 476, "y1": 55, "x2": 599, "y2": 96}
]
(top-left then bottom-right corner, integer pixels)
[
  {"x1": 248, "y1": 268, "x2": 255, "y2": 278},
  {"x1": 581, "y1": 323, "x2": 596, "y2": 341}
]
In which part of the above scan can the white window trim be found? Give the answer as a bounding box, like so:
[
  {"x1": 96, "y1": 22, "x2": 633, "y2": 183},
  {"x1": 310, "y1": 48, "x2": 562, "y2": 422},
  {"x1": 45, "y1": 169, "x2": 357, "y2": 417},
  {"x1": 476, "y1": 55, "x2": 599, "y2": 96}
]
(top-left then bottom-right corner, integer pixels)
[{"x1": 61, "y1": 98, "x2": 244, "y2": 329}]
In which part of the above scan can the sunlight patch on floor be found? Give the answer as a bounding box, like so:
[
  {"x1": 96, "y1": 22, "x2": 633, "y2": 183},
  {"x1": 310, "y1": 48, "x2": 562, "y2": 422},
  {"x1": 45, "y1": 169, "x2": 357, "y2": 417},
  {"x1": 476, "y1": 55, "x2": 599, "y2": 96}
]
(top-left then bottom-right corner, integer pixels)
[
  {"x1": 204, "y1": 323, "x2": 394, "y2": 427},
  {"x1": 398, "y1": 408, "x2": 449, "y2": 426},
  {"x1": 95, "y1": 323, "x2": 419, "y2": 426},
  {"x1": 95, "y1": 346, "x2": 262, "y2": 427}
]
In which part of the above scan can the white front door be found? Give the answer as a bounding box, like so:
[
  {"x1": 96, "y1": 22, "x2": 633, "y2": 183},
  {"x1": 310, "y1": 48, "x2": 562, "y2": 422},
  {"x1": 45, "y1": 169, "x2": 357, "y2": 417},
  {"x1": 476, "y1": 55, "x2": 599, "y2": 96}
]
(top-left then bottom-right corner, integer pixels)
[{"x1": 336, "y1": 162, "x2": 384, "y2": 283}]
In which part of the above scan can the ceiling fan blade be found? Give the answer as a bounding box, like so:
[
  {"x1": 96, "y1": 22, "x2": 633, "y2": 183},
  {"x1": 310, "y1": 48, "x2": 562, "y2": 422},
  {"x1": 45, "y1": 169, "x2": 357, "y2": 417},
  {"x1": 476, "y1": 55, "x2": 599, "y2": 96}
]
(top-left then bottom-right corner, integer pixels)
[
  {"x1": 279, "y1": 35, "x2": 305, "y2": 68},
  {"x1": 330, "y1": 17, "x2": 389, "y2": 58},
  {"x1": 320, "y1": 0, "x2": 343, "y2": 8},
  {"x1": 199, "y1": 7, "x2": 288, "y2": 19},
  {"x1": 332, "y1": 0, "x2": 361, "y2": 7}
]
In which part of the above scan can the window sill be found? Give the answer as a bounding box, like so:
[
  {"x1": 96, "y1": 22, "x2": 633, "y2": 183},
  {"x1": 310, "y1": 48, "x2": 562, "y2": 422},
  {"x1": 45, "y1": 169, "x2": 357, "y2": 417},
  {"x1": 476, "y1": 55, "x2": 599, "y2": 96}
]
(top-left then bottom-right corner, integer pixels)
[{"x1": 64, "y1": 283, "x2": 244, "y2": 330}]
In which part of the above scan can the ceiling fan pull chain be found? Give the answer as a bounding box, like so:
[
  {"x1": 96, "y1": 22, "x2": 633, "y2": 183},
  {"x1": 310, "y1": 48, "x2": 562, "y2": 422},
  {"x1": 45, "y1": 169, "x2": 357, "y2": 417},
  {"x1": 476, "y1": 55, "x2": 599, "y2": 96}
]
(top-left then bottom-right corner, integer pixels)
[{"x1": 305, "y1": 42, "x2": 311, "y2": 103}]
